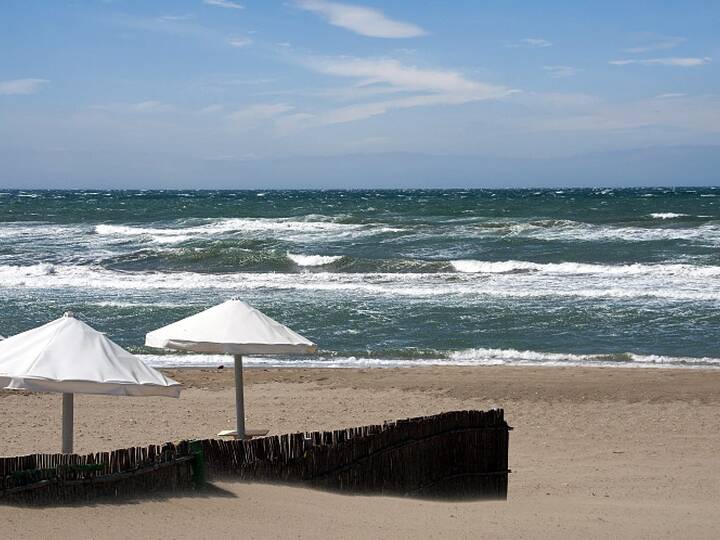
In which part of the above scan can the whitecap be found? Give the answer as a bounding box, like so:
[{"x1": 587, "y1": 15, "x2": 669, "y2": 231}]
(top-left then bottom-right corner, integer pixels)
[
  {"x1": 649, "y1": 212, "x2": 688, "y2": 219},
  {"x1": 93, "y1": 218, "x2": 395, "y2": 243},
  {"x1": 287, "y1": 253, "x2": 343, "y2": 266},
  {"x1": 450, "y1": 259, "x2": 720, "y2": 278}
]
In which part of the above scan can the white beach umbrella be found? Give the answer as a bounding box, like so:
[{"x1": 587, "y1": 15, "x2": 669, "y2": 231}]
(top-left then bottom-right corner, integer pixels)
[
  {"x1": 146, "y1": 299, "x2": 316, "y2": 439},
  {"x1": 0, "y1": 312, "x2": 181, "y2": 453}
]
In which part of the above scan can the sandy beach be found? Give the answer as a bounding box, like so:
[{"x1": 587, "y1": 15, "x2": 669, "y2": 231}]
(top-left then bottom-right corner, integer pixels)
[{"x1": 1, "y1": 365, "x2": 719, "y2": 539}]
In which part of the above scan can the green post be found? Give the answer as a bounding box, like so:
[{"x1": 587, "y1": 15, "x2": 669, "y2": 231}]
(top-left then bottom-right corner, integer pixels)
[{"x1": 188, "y1": 440, "x2": 206, "y2": 489}]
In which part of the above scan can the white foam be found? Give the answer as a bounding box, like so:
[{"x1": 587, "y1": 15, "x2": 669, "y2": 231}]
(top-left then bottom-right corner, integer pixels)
[
  {"x1": 2, "y1": 263, "x2": 720, "y2": 302},
  {"x1": 287, "y1": 253, "x2": 343, "y2": 266},
  {"x1": 451, "y1": 260, "x2": 538, "y2": 274},
  {"x1": 451, "y1": 220, "x2": 720, "y2": 245},
  {"x1": 447, "y1": 348, "x2": 720, "y2": 368},
  {"x1": 94, "y1": 224, "x2": 188, "y2": 244},
  {"x1": 94, "y1": 218, "x2": 397, "y2": 243},
  {"x1": 139, "y1": 348, "x2": 720, "y2": 369},
  {"x1": 450, "y1": 259, "x2": 720, "y2": 278},
  {"x1": 649, "y1": 213, "x2": 688, "y2": 219}
]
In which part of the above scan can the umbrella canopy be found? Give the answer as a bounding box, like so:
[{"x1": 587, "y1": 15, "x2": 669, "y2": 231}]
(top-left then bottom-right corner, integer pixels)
[
  {"x1": 0, "y1": 313, "x2": 180, "y2": 397},
  {"x1": 145, "y1": 299, "x2": 316, "y2": 355},
  {"x1": 146, "y1": 299, "x2": 315, "y2": 439},
  {"x1": 0, "y1": 312, "x2": 181, "y2": 453}
]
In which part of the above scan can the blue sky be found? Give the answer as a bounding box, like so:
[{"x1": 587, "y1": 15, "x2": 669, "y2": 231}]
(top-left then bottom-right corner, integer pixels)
[{"x1": 1, "y1": 0, "x2": 719, "y2": 187}]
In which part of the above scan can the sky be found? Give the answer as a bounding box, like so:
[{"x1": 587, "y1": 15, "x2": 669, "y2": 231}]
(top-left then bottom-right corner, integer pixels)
[{"x1": 1, "y1": 0, "x2": 719, "y2": 188}]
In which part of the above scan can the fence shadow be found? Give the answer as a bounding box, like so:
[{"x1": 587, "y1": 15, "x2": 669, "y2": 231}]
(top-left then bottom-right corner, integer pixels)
[{"x1": 0, "y1": 481, "x2": 238, "y2": 508}]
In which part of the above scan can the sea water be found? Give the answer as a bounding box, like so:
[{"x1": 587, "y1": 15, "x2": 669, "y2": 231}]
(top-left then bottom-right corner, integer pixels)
[{"x1": 0, "y1": 188, "x2": 718, "y2": 369}]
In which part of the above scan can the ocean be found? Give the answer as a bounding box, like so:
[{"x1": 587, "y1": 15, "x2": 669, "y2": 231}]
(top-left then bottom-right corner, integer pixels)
[{"x1": 0, "y1": 188, "x2": 718, "y2": 369}]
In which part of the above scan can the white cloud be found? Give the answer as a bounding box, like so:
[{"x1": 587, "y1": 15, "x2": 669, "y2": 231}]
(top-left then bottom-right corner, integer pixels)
[
  {"x1": 508, "y1": 38, "x2": 551, "y2": 48},
  {"x1": 306, "y1": 57, "x2": 507, "y2": 96},
  {"x1": 228, "y1": 36, "x2": 253, "y2": 47},
  {"x1": 654, "y1": 93, "x2": 687, "y2": 100},
  {"x1": 295, "y1": 0, "x2": 426, "y2": 38},
  {"x1": 203, "y1": 0, "x2": 243, "y2": 9},
  {"x1": 609, "y1": 57, "x2": 711, "y2": 67},
  {"x1": 0, "y1": 78, "x2": 49, "y2": 95},
  {"x1": 543, "y1": 65, "x2": 576, "y2": 78},
  {"x1": 317, "y1": 93, "x2": 495, "y2": 125},
  {"x1": 625, "y1": 35, "x2": 685, "y2": 54},
  {"x1": 289, "y1": 56, "x2": 513, "y2": 126}
]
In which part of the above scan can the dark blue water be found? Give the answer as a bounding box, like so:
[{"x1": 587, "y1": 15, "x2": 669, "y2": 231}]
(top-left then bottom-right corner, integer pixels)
[{"x1": 1, "y1": 188, "x2": 719, "y2": 368}]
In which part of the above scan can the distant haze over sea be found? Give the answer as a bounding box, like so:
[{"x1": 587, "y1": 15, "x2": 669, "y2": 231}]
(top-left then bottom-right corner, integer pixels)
[
  {"x1": 1, "y1": 146, "x2": 719, "y2": 189},
  {"x1": 1, "y1": 188, "x2": 719, "y2": 369}
]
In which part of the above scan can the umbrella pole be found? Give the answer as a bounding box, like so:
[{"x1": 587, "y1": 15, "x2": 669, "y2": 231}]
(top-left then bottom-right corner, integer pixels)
[
  {"x1": 62, "y1": 392, "x2": 74, "y2": 454},
  {"x1": 234, "y1": 354, "x2": 246, "y2": 439}
]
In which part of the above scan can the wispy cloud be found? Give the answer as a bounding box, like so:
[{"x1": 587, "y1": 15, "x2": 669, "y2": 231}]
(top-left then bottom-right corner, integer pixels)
[
  {"x1": 130, "y1": 101, "x2": 174, "y2": 112},
  {"x1": 228, "y1": 36, "x2": 253, "y2": 47},
  {"x1": 609, "y1": 57, "x2": 711, "y2": 67},
  {"x1": 508, "y1": 38, "x2": 551, "y2": 49},
  {"x1": 90, "y1": 100, "x2": 174, "y2": 113},
  {"x1": 624, "y1": 35, "x2": 685, "y2": 54},
  {"x1": 518, "y1": 92, "x2": 601, "y2": 110},
  {"x1": 227, "y1": 103, "x2": 295, "y2": 122},
  {"x1": 654, "y1": 93, "x2": 687, "y2": 99},
  {"x1": 518, "y1": 94, "x2": 720, "y2": 134},
  {"x1": 106, "y1": 13, "x2": 217, "y2": 41},
  {"x1": 295, "y1": 0, "x2": 426, "y2": 38},
  {"x1": 0, "y1": 78, "x2": 49, "y2": 95},
  {"x1": 203, "y1": 0, "x2": 243, "y2": 9},
  {"x1": 306, "y1": 57, "x2": 506, "y2": 95},
  {"x1": 287, "y1": 56, "x2": 513, "y2": 125},
  {"x1": 157, "y1": 14, "x2": 195, "y2": 22},
  {"x1": 317, "y1": 93, "x2": 498, "y2": 125},
  {"x1": 199, "y1": 104, "x2": 225, "y2": 113},
  {"x1": 543, "y1": 65, "x2": 576, "y2": 78}
]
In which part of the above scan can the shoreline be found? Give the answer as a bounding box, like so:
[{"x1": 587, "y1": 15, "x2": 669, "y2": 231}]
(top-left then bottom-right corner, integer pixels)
[
  {"x1": 160, "y1": 365, "x2": 720, "y2": 404},
  {"x1": 139, "y1": 351, "x2": 720, "y2": 371}
]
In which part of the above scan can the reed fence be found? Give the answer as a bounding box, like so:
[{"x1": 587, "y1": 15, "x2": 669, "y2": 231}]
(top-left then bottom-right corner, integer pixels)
[
  {"x1": 201, "y1": 409, "x2": 510, "y2": 498},
  {"x1": 0, "y1": 441, "x2": 199, "y2": 505},
  {"x1": 0, "y1": 409, "x2": 510, "y2": 504}
]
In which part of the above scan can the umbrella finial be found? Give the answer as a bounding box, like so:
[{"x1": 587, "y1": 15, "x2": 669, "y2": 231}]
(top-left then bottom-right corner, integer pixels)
[{"x1": 63, "y1": 311, "x2": 75, "y2": 318}]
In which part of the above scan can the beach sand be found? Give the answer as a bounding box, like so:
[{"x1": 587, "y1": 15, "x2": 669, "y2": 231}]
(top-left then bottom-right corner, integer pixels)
[{"x1": 2, "y1": 366, "x2": 719, "y2": 539}]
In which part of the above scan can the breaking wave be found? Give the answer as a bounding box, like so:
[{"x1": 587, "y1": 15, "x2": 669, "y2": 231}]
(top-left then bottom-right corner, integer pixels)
[
  {"x1": 649, "y1": 212, "x2": 689, "y2": 219},
  {"x1": 94, "y1": 217, "x2": 402, "y2": 244},
  {"x1": 139, "y1": 347, "x2": 720, "y2": 369},
  {"x1": 450, "y1": 260, "x2": 720, "y2": 278},
  {"x1": 438, "y1": 219, "x2": 720, "y2": 244},
  {"x1": 287, "y1": 253, "x2": 343, "y2": 267},
  {"x1": 1, "y1": 262, "x2": 719, "y2": 302}
]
